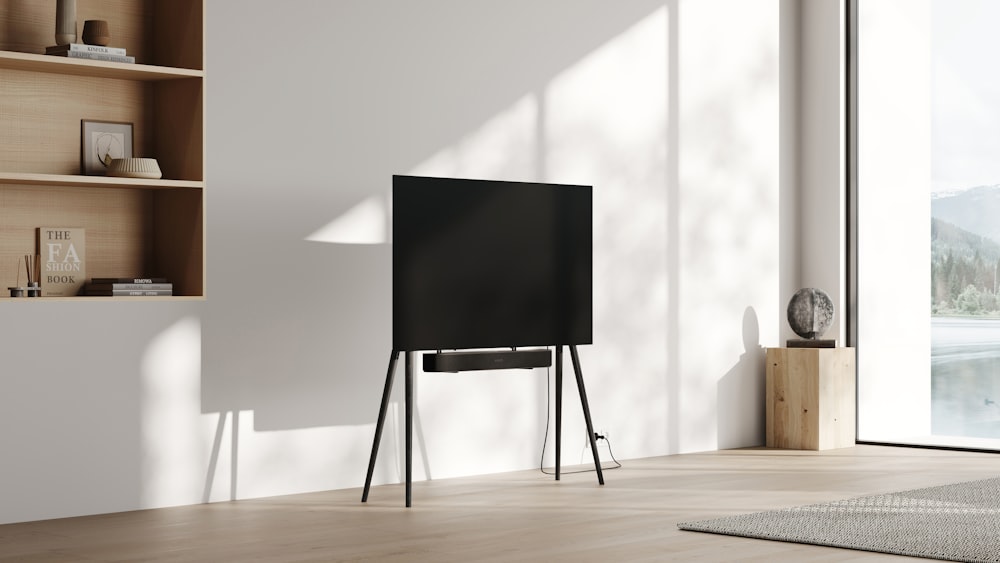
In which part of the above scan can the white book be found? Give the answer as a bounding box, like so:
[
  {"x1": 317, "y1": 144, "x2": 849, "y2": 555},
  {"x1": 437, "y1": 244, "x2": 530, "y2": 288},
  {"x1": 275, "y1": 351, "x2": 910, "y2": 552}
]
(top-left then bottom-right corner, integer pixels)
[
  {"x1": 46, "y1": 43, "x2": 127, "y2": 56},
  {"x1": 50, "y1": 51, "x2": 135, "y2": 64}
]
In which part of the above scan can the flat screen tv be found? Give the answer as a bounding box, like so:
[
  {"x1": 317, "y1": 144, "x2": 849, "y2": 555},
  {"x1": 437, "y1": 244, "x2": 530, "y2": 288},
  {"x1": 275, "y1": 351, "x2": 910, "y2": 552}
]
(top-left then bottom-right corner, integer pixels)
[{"x1": 393, "y1": 175, "x2": 592, "y2": 351}]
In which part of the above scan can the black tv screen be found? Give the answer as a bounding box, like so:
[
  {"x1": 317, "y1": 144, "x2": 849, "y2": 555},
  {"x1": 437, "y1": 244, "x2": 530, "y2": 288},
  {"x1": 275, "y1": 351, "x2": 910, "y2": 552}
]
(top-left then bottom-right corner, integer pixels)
[{"x1": 393, "y1": 175, "x2": 592, "y2": 351}]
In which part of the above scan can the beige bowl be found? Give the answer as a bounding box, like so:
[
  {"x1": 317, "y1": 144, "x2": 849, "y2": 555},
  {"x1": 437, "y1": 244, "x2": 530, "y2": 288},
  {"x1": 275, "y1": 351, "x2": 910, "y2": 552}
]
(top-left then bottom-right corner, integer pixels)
[{"x1": 107, "y1": 157, "x2": 162, "y2": 179}]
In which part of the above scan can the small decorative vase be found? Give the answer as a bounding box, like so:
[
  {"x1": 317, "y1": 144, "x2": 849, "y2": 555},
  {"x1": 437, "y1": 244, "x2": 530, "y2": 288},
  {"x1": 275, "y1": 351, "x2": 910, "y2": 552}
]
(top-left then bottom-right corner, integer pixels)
[
  {"x1": 55, "y1": 0, "x2": 77, "y2": 45},
  {"x1": 82, "y1": 20, "x2": 111, "y2": 46}
]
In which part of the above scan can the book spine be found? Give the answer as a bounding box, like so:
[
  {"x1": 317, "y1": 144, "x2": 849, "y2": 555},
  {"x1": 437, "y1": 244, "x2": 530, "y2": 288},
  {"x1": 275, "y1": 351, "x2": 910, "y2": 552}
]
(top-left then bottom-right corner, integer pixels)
[
  {"x1": 88, "y1": 283, "x2": 173, "y2": 290},
  {"x1": 57, "y1": 51, "x2": 135, "y2": 64},
  {"x1": 47, "y1": 43, "x2": 127, "y2": 55},
  {"x1": 87, "y1": 289, "x2": 173, "y2": 296},
  {"x1": 90, "y1": 278, "x2": 168, "y2": 284}
]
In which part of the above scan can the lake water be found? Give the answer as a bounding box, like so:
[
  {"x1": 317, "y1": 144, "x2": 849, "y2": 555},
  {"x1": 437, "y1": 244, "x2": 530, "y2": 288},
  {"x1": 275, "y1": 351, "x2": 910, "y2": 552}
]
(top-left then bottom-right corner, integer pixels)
[{"x1": 931, "y1": 317, "x2": 1000, "y2": 438}]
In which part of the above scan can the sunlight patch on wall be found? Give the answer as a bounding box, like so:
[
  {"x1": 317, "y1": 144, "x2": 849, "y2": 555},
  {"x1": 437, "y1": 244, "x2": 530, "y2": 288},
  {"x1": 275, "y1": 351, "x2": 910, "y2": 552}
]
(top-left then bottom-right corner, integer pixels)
[
  {"x1": 306, "y1": 193, "x2": 390, "y2": 245},
  {"x1": 308, "y1": 94, "x2": 539, "y2": 248},
  {"x1": 546, "y1": 7, "x2": 669, "y2": 182},
  {"x1": 545, "y1": 6, "x2": 670, "y2": 457},
  {"x1": 220, "y1": 411, "x2": 362, "y2": 498},
  {"x1": 141, "y1": 316, "x2": 207, "y2": 507},
  {"x1": 409, "y1": 94, "x2": 539, "y2": 180}
]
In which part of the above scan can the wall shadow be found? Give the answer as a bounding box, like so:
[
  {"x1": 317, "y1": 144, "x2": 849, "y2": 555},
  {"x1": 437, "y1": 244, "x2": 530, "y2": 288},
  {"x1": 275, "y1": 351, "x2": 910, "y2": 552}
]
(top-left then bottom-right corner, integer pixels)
[{"x1": 717, "y1": 306, "x2": 766, "y2": 449}]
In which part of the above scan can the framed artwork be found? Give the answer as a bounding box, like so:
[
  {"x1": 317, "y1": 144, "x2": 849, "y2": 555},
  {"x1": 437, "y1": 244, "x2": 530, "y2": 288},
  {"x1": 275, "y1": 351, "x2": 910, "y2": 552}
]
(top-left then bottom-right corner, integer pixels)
[{"x1": 81, "y1": 120, "x2": 133, "y2": 175}]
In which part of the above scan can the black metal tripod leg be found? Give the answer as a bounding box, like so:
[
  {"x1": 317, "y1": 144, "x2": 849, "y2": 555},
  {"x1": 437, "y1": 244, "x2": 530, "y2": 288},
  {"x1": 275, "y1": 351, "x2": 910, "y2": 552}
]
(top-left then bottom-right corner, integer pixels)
[
  {"x1": 405, "y1": 351, "x2": 414, "y2": 507},
  {"x1": 555, "y1": 346, "x2": 563, "y2": 481},
  {"x1": 362, "y1": 350, "x2": 399, "y2": 502},
  {"x1": 570, "y1": 345, "x2": 604, "y2": 485}
]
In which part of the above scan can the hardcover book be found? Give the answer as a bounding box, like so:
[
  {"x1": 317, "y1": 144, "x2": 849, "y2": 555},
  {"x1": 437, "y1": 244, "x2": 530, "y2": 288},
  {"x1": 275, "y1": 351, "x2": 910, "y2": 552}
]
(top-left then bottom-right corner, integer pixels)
[
  {"x1": 45, "y1": 43, "x2": 127, "y2": 56},
  {"x1": 86, "y1": 283, "x2": 172, "y2": 291},
  {"x1": 85, "y1": 289, "x2": 173, "y2": 296},
  {"x1": 48, "y1": 51, "x2": 135, "y2": 64},
  {"x1": 37, "y1": 227, "x2": 86, "y2": 297},
  {"x1": 91, "y1": 277, "x2": 168, "y2": 284}
]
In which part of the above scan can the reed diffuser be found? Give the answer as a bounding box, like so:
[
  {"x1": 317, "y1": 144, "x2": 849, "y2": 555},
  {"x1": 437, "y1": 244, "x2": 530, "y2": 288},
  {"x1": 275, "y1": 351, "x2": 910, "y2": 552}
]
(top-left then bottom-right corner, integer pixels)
[
  {"x1": 26, "y1": 254, "x2": 40, "y2": 296},
  {"x1": 8, "y1": 255, "x2": 41, "y2": 297}
]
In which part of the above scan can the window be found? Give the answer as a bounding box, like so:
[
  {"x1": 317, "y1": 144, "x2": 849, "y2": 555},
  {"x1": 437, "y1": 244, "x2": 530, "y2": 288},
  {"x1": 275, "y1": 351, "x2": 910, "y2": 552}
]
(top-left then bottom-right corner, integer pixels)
[{"x1": 852, "y1": 0, "x2": 1000, "y2": 450}]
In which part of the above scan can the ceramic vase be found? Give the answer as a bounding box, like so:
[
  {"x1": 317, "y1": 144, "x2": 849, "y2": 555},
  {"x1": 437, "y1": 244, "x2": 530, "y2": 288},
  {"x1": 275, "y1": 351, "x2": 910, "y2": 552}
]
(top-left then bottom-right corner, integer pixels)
[
  {"x1": 82, "y1": 20, "x2": 110, "y2": 46},
  {"x1": 55, "y1": 0, "x2": 77, "y2": 45}
]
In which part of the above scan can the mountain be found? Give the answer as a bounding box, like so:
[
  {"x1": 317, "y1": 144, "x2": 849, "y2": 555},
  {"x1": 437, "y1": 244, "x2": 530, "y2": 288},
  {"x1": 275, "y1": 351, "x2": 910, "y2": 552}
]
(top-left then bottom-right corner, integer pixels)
[
  {"x1": 931, "y1": 184, "x2": 1000, "y2": 245},
  {"x1": 932, "y1": 217, "x2": 1000, "y2": 263},
  {"x1": 931, "y1": 217, "x2": 1000, "y2": 312}
]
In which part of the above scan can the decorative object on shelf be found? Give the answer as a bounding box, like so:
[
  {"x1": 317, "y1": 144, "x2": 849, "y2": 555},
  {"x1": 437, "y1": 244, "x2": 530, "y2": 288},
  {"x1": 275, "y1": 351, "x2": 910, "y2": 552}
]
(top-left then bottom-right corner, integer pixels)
[
  {"x1": 786, "y1": 287, "x2": 836, "y2": 347},
  {"x1": 46, "y1": 43, "x2": 126, "y2": 56},
  {"x1": 45, "y1": 42, "x2": 133, "y2": 64},
  {"x1": 7, "y1": 255, "x2": 40, "y2": 297},
  {"x1": 84, "y1": 277, "x2": 173, "y2": 296},
  {"x1": 81, "y1": 120, "x2": 133, "y2": 175},
  {"x1": 55, "y1": 0, "x2": 77, "y2": 45},
  {"x1": 47, "y1": 51, "x2": 134, "y2": 63},
  {"x1": 25, "y1": 255, "x2": 40, "y2": 297},
  {"x1": 81, "y1": 19, "x2": 111, "y2": 46},
  {"x1": 107, "y1": 157, "x2": 162, "y2": 179},
  {"x1": 37, "y1": 227, "x2": 86, "y2": 297}
]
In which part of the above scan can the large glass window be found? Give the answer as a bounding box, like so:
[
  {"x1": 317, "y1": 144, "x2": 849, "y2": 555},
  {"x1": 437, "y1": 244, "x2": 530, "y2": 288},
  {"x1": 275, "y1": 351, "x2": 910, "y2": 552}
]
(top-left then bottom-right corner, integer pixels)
[{"x1": 854, "y1": 0, "x2": 1000, "y2": 449}]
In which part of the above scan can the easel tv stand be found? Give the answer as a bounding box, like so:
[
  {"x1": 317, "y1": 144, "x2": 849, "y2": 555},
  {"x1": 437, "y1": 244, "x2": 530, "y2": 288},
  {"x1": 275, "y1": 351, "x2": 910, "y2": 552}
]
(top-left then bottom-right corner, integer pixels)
[{"x1": 361, "y1": 345, "x2": 605, "y2": 507}]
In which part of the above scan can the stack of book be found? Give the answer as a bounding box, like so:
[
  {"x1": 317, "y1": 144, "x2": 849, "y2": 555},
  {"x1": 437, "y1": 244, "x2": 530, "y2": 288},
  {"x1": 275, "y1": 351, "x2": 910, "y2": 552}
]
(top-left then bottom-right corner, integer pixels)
[
  {"x1": 44, "y1": 43, "x2": 135, "y2": 64},
  {"x1": 85, "y1": 277, "x2": 172, "y2": 296}
]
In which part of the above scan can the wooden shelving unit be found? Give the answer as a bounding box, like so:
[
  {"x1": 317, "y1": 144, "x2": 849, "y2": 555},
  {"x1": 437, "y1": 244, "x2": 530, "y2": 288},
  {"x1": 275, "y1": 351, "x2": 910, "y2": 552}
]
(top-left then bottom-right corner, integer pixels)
[{"x1": 0, "y1": 0, "x2": 204, "y2": 299}]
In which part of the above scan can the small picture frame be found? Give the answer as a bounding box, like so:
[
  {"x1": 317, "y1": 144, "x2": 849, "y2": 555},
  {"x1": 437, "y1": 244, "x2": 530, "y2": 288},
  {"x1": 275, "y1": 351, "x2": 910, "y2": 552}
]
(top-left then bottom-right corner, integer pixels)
[{"x1": 81, "y1": 120, "x2": 133, "y2": 175}]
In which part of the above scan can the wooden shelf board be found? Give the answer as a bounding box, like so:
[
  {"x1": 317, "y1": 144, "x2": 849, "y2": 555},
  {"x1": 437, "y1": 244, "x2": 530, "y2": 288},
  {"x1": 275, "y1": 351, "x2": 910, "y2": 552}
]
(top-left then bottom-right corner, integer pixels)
[
  {"x1": 0, "y1": 172, "x2": 203, "y2": 190},
  {"x1": 0, "y1": 296, "x2": 206, "y2": 303},
  {"x1": 0, "y1": 50, "x2": 203, "y2": 81}
]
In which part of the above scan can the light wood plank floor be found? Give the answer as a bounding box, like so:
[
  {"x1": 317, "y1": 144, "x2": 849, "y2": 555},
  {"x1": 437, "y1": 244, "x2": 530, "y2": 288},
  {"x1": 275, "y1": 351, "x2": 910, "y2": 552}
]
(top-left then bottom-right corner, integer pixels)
[{"x1": 2, "y1": 445, "x2": 998, "y2": 562}]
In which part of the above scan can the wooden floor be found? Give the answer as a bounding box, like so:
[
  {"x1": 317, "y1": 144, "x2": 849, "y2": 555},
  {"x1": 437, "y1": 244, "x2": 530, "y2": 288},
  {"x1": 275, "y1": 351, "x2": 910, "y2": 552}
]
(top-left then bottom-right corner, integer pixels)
[{"x1": 2, "y1": 445, "x2": 998, "y2": 562}]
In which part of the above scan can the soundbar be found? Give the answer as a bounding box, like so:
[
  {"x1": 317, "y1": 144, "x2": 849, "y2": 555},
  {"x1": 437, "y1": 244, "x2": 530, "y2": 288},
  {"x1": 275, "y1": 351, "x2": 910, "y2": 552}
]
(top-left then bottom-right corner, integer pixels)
[{"x1": 423, "y1": 349, "x2": 552, "y2": 372}]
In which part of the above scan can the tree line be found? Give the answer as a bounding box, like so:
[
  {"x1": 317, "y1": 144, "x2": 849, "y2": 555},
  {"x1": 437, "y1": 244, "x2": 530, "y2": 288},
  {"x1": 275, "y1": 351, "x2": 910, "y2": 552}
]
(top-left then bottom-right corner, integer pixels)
[{"x1": 932, "y1": 218, "x2": 1000, "y2": 315}]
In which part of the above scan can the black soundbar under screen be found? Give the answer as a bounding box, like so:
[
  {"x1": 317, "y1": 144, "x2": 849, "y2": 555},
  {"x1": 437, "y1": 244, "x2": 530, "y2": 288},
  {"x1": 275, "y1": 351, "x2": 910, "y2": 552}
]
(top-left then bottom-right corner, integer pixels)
[{"x1": 393, "y1": 175, "x2": 592, "y2": 351}]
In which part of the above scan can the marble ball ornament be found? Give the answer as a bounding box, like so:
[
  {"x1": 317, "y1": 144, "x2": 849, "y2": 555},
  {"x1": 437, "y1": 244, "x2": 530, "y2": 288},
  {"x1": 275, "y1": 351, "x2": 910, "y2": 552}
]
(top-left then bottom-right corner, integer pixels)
[{"x1": 787, "y1": 287, "x2": 834, "y2": 339}]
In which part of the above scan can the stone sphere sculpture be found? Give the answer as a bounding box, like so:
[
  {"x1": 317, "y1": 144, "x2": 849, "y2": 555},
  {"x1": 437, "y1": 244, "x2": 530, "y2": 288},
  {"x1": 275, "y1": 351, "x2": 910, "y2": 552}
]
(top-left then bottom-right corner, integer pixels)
[{"x1": 787, "y1": 287, "x2": 834, "y2": 340}]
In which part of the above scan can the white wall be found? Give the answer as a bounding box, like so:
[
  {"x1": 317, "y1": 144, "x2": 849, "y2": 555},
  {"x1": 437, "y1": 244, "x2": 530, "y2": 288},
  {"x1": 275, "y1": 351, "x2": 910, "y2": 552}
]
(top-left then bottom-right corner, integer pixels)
[
  {"x1": 799, "y1": 0, "x2": 847, "y2": 344},
  {"x1": 0, "y1": 0, "x2": 808, "y2": 524},
  {"x1": 675, "y1": 0, "x2": 782, "y2": 451}
]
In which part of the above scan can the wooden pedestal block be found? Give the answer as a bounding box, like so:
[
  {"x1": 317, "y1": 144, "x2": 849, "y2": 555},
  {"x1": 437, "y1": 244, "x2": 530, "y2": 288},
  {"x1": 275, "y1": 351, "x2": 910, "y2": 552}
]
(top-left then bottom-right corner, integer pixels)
[{"x1": 765, "y1": 347, "x2": 856, "y2": 450}]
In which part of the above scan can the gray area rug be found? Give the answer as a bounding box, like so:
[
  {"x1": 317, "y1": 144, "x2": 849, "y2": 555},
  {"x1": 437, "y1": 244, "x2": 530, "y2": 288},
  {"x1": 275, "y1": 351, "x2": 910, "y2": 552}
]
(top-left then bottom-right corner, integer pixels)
[{"x1": 678, "y1": 477, "x2": 1000, "y2": 562}]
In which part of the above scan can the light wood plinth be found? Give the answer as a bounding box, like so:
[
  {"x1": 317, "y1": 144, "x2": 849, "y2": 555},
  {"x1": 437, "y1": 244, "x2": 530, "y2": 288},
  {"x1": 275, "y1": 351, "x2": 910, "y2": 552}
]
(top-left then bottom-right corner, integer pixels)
[{"x1": 766, "y1": 347, "x2": 856, "y2": 450}]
